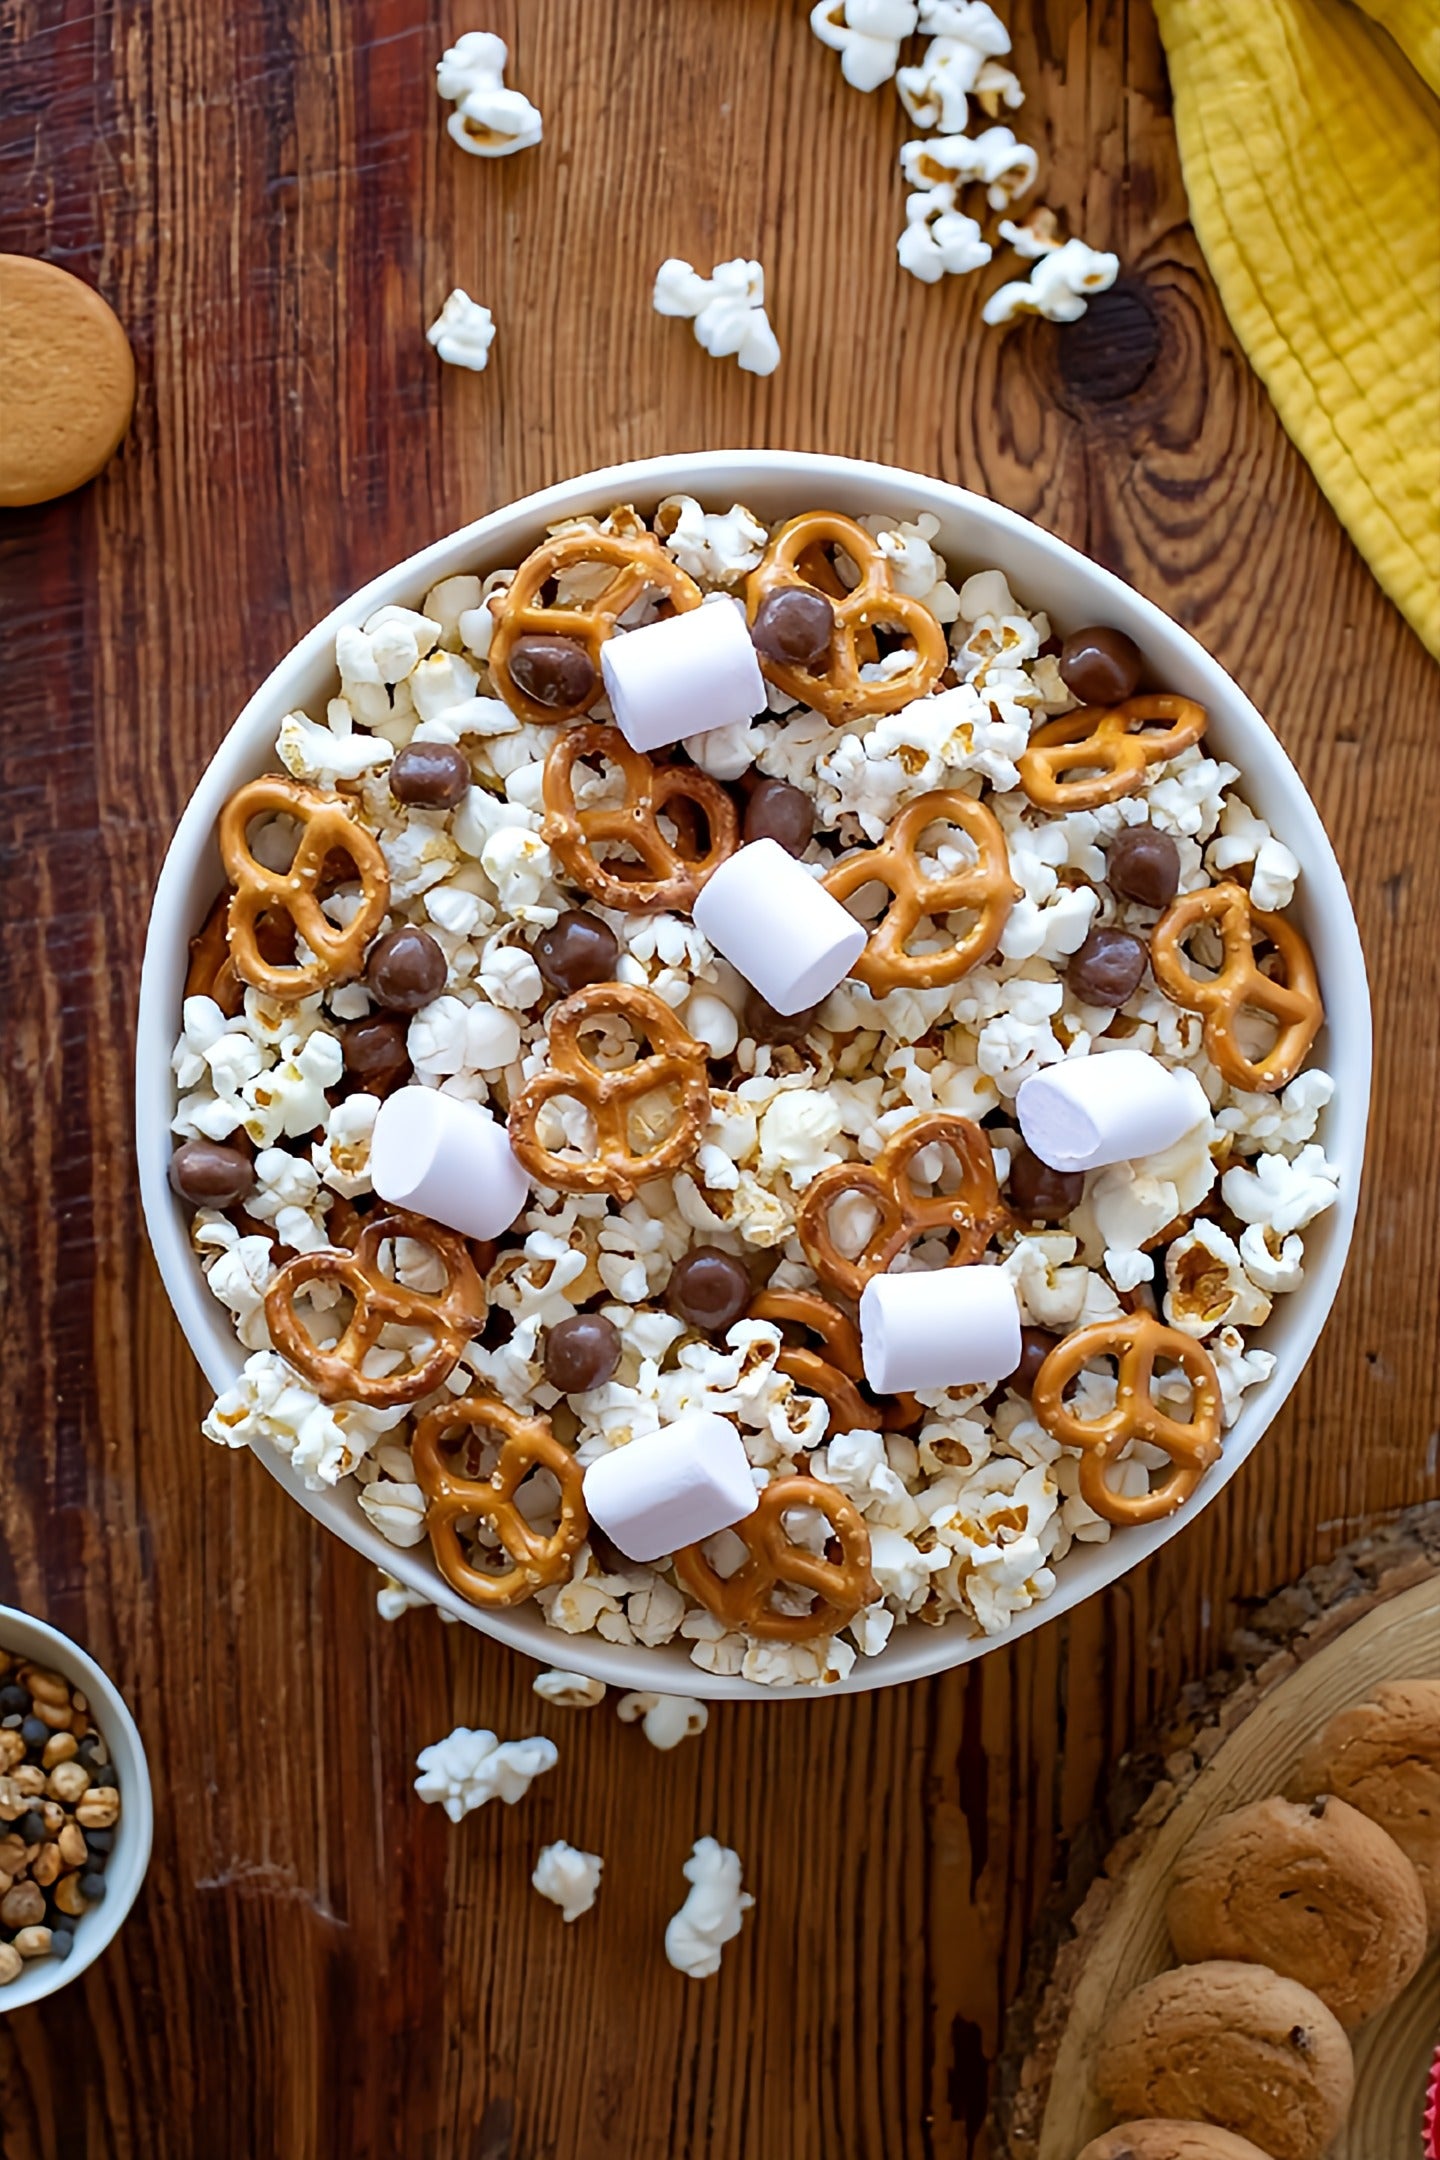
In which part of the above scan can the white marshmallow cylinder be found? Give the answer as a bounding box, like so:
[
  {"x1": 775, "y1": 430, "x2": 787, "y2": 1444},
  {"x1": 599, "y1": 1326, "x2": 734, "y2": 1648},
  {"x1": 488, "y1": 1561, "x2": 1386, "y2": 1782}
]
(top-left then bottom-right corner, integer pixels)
[
  {"x1": 859, "y1": 1266, "x2": 1022, "y2": 1396},
  {"x1": 692, "y1": 839, "x2": 868, "y2": 1015},
  {"x1": 601, "y1": 596, "x2": 766, "y2": 754},
  {"x1": 581, "y1": 1411, "x2": 758, "y2": 1565},
  {"x1": 369, "y1": 1085, "x2": 530, "y2": 1240},
  {"x1": 1016, "y1": 1052, "x2": 1209, "y2": 1175}
]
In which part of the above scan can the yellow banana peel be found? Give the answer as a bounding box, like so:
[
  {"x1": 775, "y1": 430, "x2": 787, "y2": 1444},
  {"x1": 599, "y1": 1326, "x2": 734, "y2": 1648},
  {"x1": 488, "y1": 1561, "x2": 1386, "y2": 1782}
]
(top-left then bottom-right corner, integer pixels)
[{"x1": 1154, "y1": 0, "x2": 1440, "y2": 658}]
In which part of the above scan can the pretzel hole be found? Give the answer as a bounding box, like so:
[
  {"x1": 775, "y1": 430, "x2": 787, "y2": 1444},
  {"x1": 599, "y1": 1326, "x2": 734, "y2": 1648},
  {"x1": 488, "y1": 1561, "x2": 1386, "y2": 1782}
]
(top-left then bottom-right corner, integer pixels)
[
  {"x1": 821, "y1": 1188, "x2": 885, "y2": 1259},
  {"x1": 533, "y1": 1092, "x2": 600, "y2": 1159},
  {"x1": 245, "y1": 811, "x2": 304, "y2": 873},
  {"x1": 625, "y1": 1084, "x2": 689, "y2": 1158}
]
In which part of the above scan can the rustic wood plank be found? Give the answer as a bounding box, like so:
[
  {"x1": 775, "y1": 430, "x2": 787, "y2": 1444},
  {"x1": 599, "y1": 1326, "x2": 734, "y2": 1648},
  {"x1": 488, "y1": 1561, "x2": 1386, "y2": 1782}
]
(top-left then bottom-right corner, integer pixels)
[{"x1": 1, "y1": 2, "x2": 1436, "y2": 2156}]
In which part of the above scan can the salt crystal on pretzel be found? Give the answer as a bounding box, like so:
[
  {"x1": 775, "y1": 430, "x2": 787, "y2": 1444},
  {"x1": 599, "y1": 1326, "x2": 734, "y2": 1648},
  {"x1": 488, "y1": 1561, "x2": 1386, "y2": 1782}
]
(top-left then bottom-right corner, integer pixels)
[
  {"x1": 1017, "y1": 1050, "x2": 1209, "y2": 1175},
  {"x1": 692, "y1": 839, "x2": 866, "y2": 1015},
  {"x1": 600, "y1": 598, "x2": 766, "y2": 755},
  {"x1": 859, "y1": 1265, "x2": 1020, "y2": 1394},
  {"x1": 581, "y1": 1411, "x2": 758, "y2": 1565},
  {"x1": 370, "y1": 1086, "x2": 530, "y2": 1240}
]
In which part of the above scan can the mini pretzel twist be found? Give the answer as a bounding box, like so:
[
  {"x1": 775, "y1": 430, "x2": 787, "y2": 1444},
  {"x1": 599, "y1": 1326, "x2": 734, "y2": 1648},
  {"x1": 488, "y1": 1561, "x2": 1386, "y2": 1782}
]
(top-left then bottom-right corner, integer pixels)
[
  {"x1": 218, "y1": 774, "x2": 390, "y2": 999},
  {"x1": 745, "y1": 512, "x2": 949, "y2": 720},
  {"x1": 263, "y1": 1210, "x2": 487, "y2": 1407},
  {"x1": 749, "y1": 1290, "x2": 872, "y2": 1437},
  {"x1": 507, "y1": 981, "x2": 710, "y2": 1201},
  {"x1": 822, "y1": 789, "x2": 1019, "y2": 991},
  {"x1": 1031, "y1": 1314, "x2": 1222, "y2": 1525},
  {"x1": 488, "y1": 524, "x2": 702, "y2": 724},
  {"x1": 1018, "y1": 695, "x2": 1207, "y2": 812},
  {"x1": 797, "y1": 1113, "x2": 1007, "y2": 1303},
  {"x1": 674, "y1": 1475, "x2": 876, "y2": 1641},
  {"x1": 541, "y1": 723, "x2": 738, "y2": 913},
  {"x1": 411, "y1": 1391, "x2": 588, "y2": 1608},
  {"x1": 186, "y1": 891, "x2": 245, "y2": 1018},
  {"x1": 1149, "y1": 882, "x2": 1323, "y2": 1093}
]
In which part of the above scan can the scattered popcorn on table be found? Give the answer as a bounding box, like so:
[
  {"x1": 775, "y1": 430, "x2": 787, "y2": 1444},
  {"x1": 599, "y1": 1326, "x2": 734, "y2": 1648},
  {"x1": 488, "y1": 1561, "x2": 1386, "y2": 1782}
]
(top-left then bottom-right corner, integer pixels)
[
  {"x1": 533, "y1": 1668, "x2": 607, "y2": 1708},
  {"x1": 653, "y1": 257, "x2": 781, "y2": 377},
  {"x1": 427, "y1": 289, "x2": 496, "y2": 373},
  {"x1": 413, "y1": 1727, "x2": 558, "y2": 1823},
  {"x1": 810, "y1": 0, "x2": 919, "y2": 92},
  {"x1": 532, "y1": 1840, "x2": 603, "y2": 1922},
  {"x1": 982, "y1": 237, "x2": 1120, "y2": 325},
  {"x1": 436, "y1": 31, "x2": 542, "y2": 158},
  {"x1": 664, "y1": 1837, "x2": 754, "y2": 1979},
  {"x1": 616, "y1": 1691, "x2": 710, "y2": 1750}
]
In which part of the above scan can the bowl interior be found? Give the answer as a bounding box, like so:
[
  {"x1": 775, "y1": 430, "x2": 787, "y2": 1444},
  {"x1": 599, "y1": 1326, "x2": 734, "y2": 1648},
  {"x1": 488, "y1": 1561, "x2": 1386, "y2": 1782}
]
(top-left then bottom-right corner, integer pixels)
[
  {"x1": 136, "y1": 451, "x2": 1371, "y2": 1699},
  {"x1": 0, "y1": 1606, "x2": 153, "y2": 2008}
]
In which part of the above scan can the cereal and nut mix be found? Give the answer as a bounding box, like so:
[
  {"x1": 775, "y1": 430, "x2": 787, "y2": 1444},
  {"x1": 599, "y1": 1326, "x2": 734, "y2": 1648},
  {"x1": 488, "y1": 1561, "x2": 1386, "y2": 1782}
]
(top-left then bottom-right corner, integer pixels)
[
  {"x1": 0, "y1": 1647, "x2": 122, "y2": 1980},
  {"x1": 174, "y1": 499, "x2": 1337, "y2": 1687}
]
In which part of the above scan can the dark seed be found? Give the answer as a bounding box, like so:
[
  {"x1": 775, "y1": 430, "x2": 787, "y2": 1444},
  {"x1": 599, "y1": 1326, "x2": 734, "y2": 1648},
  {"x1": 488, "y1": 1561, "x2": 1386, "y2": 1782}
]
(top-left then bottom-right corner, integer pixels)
[
  {"x1": 544, "y1": 1314, "x2": 622, "y2": 1395},
  {"x1": 743, "y1": 778, "x2": 814, "y2": 857},
  {"x1": 365, "y1": 926, "x2": 447, "y2": 1014},
  {"x1": 1066, "y1": 924, "x2": 1149, "y2": 1008},
  {"x1": 20, "y1": 1718, "x2": 48, "y2": 1751},
  {"x1": 508, "y1": 633, "x2": 598, "y2": 713},
  {"x1": 49, "y1": 1927, "x2": 74, "y2": 1960},
  {"x1": 1105, "y1": 822, "x2": 1181, "y2": 910},
  {"x1": 78, "y1": 1872, "x2": 107, "y2": 1904},
  {"x1": 75, "y1": 1737, "x2": 102, "y2": 1767},
  {"x1": 1058, "y1": 625, "x2": 1143, "y2": 706},
  {"x1": 341, "y1": 1014, "x2": 411, "y2": 1089},
  {"x1": 667, "y1": 1247, "x2": 752, "y2": 1333},
  {"x1": 389, "y1": 741, "x2": 471, "y2": 809},
  {"x1": 17, "y1": 1810, "x2": 46, "y2": 1847},
  {"x1": 751, "y1": 588, "x2": 836, "y2": 668},
  {"x1": 83, "y1": 1829, "x2": 115, "y2": 1856},
  {"x1": 168, "y1": 1140, "x2": 254, "y2": 1210},
  {"x1": 744, "y1": 988, "x2": 822, "y2": 1045},
  {"x1": 0, "y1": 1686, "x2": 27, "y2": 1717},
  {"x1": 533, "y1": 910, "x2": 620, "y2": 996},
  {"x1": 1004, "y1": 1327, "x2": 1060, "y2": 1399},
  {"x1": 1009, "y1": 1147, "x2": 1085, "y2": 1222},
  {"x1": 88, "y1": 1767, "x2": 117, "y2": 1791}
]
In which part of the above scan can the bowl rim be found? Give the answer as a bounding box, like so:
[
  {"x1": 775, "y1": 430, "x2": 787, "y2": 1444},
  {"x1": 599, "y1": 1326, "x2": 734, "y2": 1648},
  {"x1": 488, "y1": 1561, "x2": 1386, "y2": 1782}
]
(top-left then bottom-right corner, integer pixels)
[
  {"x1": 136, "y1": 448, "x2": 1372, "y2": 1700},
  {"x1": 0, "y1": 1604, "x2": 154, "y2": 2009}
]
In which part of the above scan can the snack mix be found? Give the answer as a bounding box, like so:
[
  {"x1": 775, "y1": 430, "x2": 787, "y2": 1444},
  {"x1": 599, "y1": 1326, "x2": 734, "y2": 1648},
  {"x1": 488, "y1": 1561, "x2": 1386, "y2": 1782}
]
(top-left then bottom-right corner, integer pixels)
[
  {"x1": 0, "y1": 1649, "x2": 123, "y2": 1985},
  {"x1": 170, "y1": 495, "x2": 1339, "y2": 1688}
]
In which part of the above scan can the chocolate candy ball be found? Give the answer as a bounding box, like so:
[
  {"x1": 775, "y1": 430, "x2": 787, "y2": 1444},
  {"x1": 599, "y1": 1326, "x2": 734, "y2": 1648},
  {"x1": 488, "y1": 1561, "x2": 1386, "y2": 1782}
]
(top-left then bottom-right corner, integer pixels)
[
  {"x1": 389, "y1": 741, "x2": 471, "y2": 808},
  {"x1": 1058, "y1": 625, "x2": 1143, "y2": 706},
  {"x1": 1106, "y1": 822, "x2": 1181, "y2": 910},
  {"x1": 365, "y1": 926, "x2": 447, "y2": 1013},
  {"x1": 168, "y1": 1140, "x2": 254, "y2": 1209},
  {"x1": 544, "y1": 1313, "x2": 621, "y2": 1394},
  {"x1": 751, "y1": 588, "x2": 836, "y2": 668},
  {"x1": 744, "y1": 987, "x2": 822, "y2": 1045},
  {"x1": 1066, "y1": 924, "x2": 1148, "y2": 1008},
  {"x1": 667, "y1": 1247, "x2": 752, "y2": 1333},
  {"x1": 508, "y1": 633, "x2": 598, "y2": 712},
  {"x1": 534, "y1": 910, "x2": 620, "y2": 995},
  {"x1": 340, "y1": 1014, "x2": 411, "y2": 1089},
  {"x1": 1005, "y1": 1326, "x2": 1060, "y2": 1399},
  {"x1": 743, "y1": 777, "x2": 814, "y2": 858},
  {"x1": 1009, "y1": 1146, "x2": 1084, "y2": 1222}
]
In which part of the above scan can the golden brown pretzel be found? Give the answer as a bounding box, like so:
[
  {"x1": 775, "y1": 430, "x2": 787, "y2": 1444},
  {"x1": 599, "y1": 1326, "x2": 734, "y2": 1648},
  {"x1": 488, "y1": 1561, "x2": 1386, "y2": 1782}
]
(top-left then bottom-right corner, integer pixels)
[
  {"x1": 218, "y1": 774, "x2": 390, "y2": 1000},
  {"x1": 1149, "y1": 882, "x2": 1323, "y2": 1093},
  {"x1": 1018, "y1": 695, "x2": 1207, "y2": 812},
  {"x1": 674, "y1": 1475, "x2": 876, "y2": 1641},
  {"x1": 263, "y1": 1210, "x2": 486, "y2": 1407},
  {"x1": 1030, "y1": 1314, "x2": 1222, "y2": 1525},
  {"x1": 749, "y1": 1289, "x2": 872, "y2": 1437},
  {"x1": 507, "y1": 980, "x2": 710, "y2": 1201},
  {"x1": 745, "y1": 512, "x2": 949, "y2": 719},
  {"x1": 541, "y1": 723, "x2": 738, "y2": 912},
  {"x1": 186, "y1": 891, "x2": 245, "y2": 1018},
  {"x1": 488, "y1": 523, "x2": 702, "y2": 724},
  {"x1": 797, "y1": 1113, "x2": 1007, "y2": 1303},
  {"x1": 822, "y1": 789, "x2": 1018, "y2": 991},
  {"x1": 411, "y1": 1391, "x2": 587, "y2": 1608}
]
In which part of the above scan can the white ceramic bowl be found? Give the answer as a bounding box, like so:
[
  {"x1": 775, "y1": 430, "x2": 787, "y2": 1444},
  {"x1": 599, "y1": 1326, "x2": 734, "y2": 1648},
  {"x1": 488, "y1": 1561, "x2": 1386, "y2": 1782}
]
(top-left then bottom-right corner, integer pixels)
[
  {"x1": 136, "y1": 451, "x2": 1371, "y2": 1700},
  {"x1": 0, "y1": 1607, "x2": 153, "y2": 2007}
]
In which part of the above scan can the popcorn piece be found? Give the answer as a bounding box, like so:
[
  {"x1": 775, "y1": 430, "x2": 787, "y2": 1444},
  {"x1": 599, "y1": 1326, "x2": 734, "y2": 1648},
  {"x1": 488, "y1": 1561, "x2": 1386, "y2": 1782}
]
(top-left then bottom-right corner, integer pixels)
[
  {"x1": 1164, "y1": 1219, "x2": 1272, "y2": 1338},
  {"x1": 1208, "y1": 1324, "x2": 1277, "y2": 1425},
  {"x1": 408, "y1": 993, "x2": 522, "y2": 1077},
  {"x1": 982, "y1": 237, "x2": 1120, "y2": 326},
  {"x1": 533, "y1": 1668, "x2": 606, "y2": 1708},
  {"x1": 897, "y1": 191, "x2": 993, "y2": 284},
  {"x1": 203, "y1": 1349, "x2": 406, "y2": 1488},
  {"x1": 204, "y1": 1230, "x2": 277, "y2": 1349},
  {"x1": 437, "y1": 31, "x2": 542, "y2": 158},
  {"x1": 1221, "y1": 1145, "x2": 1341, "y2": 1236},
  {"x1": 997, "y1": 206, "x2": 1063, "y2": 258},
  {"x1": 278, "y1": 702, "x2": 394, "y2": 787},
  {"x1": 375, "y1": 1571, "x2": 434, "y2": 1621},
  {"x1": 652, "y1": 257, "x2": 781, "y2": 377},
  {"x1": 902, "y1": 127, "x2": 1038, "y2": 211},
  {"x1": 756, "y1": 1087, "x2": 846, "y2": 1187},
  {"x1": 664, "y1": 1836, "x2": 754, "y2": 1979},
  {"x1": 426, "y1": 289, "x2": 496, "y2": 373},
  {"x1": 358, "y1": 1472, "x2": 429, "y2": 1547},
  {"x1": 413, "y1": 1726, "x2": 558, "y2": 1823},
  {"x1": 898, "y1": 9, "x2": 1020, "y2": 134},
  {"x1": 861, "y1": 514, "x2": 962, "y2": 622},
  {"x1": 657, "y1": 496, "x2": 768, "y2": 585},
  {"x1": 616, "y1": 1691, "x2": 710, "y2": 1750},
  {"x1": 532, "y1": 1840, "x2": 603, "y2": 1922},
  {"x1": 810, "y1": 0, "x2": 918, "y2": 90},
  {"x1": 1238, "y1": 1221, "x2": 1305, "y2": 1295},
  {"x1": 1206, "y1": 796, "x2": 1301, "y2": 911},
  {"x1": 313, "y1": 1092, "x2": 380, "y2": 1198}
]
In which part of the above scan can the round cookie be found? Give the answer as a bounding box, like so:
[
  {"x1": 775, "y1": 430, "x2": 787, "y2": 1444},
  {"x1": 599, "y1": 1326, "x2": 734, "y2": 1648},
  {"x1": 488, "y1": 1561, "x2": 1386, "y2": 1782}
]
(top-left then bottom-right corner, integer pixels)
[
  {"x1": 1166, "y1": 1793, "x2": 1427, "y2": 2026},
  {"x1": 0, "y1": 254, "x2": 135, "y2": 506},
  {"x1": 1289, "y1": 1679, "x2": 1440, "y2": 1935},
  {"x1": 1078, "y1": 2125, "x2": 1278, "y2": 2160},
  {"x1": 1092, "y1": 1960, "x2": 1354, "y2": 2160}
]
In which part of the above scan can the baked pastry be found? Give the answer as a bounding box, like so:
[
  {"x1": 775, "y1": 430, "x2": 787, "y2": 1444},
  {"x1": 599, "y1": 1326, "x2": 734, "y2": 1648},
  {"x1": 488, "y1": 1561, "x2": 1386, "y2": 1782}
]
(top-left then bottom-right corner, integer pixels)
[
  {"x1": 1165, "y1": 1792, "x2": 1427, "y2": 2026},
  {"x1": 1092, "y1": 1959, "x2": 1353, "y2": 2160},
  {"x1": 1289, "y1": 1679, "x2": 1440, "y2": 1936},
  {"x1": 1078, "y1": 2123, "x2": 1278, "y2": 2160}
]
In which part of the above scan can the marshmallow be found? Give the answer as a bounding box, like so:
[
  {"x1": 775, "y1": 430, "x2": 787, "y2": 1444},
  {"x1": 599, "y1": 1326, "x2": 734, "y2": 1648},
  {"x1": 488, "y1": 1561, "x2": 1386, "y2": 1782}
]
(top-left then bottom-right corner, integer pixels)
[
  {"x1": 859, "y1": 1266, "x2": 1021, "y2": 1394},
  {"x1": 600, "y1": 598, "x2": 766, "y2": 755},
  {"x1": 581, "y1": 1411, "x2": 758, "y2": 1565},
  {"x1": 1016, "y1": 1052, "x2": 1209, "y2": 1174},
  {"x1": 369, "y1": 1085, "x2": 530, "y2": 1239},
  {"x1": 692, "y1": 840, "x2": 868, "y2": 1015}
]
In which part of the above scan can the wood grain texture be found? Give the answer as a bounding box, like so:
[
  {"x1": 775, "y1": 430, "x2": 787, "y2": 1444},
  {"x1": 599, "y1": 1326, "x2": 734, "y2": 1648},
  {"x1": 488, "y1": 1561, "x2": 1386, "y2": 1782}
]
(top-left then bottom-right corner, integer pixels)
[{"x1": 0, "y1": 3, "x2": 1435, "y2": 2156}]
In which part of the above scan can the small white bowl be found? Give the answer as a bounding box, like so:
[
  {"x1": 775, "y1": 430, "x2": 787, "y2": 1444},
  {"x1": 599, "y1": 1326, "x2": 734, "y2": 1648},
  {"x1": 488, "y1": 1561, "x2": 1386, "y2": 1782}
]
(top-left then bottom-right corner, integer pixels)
[
  {"x1": 0, "y1": 1607, "x2": 153, "y2": 2008},
  {"x1": 136, "y1": 451, "x2": 1371, "y2": 1700}
]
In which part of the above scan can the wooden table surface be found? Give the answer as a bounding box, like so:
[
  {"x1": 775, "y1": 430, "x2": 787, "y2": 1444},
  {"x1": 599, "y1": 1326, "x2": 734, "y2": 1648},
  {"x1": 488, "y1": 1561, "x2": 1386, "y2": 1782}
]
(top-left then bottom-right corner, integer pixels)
[{"x1": 2, "y1": 3, "x2": 1436, "y2": 2155}]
